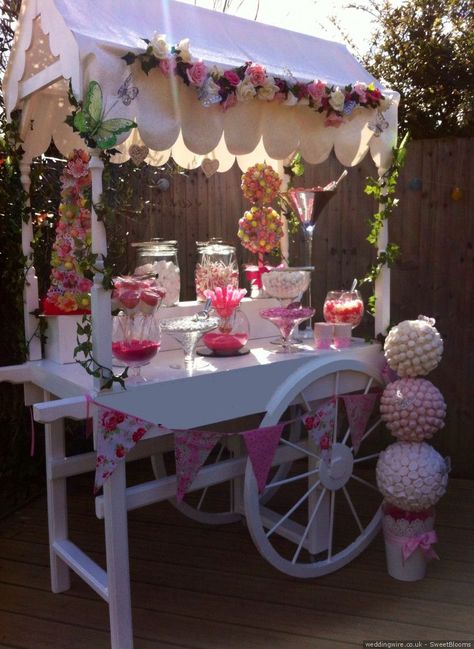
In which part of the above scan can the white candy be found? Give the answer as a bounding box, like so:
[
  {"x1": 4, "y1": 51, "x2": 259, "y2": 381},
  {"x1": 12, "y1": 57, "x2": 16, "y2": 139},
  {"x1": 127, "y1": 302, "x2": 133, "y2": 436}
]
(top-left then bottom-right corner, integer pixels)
[
  {"x1": 376, "y1": 441, "x2": 448, "y2": 511},
  {"x1": 384, "y1": 316, "x2": 443, "y2": 377}
]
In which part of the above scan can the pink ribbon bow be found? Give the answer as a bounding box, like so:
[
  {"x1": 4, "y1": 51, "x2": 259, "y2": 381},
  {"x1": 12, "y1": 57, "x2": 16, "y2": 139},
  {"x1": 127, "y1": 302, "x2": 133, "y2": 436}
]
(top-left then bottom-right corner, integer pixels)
[
  {"x1": 402, "y1": 531, "x2": 439, "y2": 562},
  {"x1": 244, "y1": 265, "x2": 270, "y2": 289}
]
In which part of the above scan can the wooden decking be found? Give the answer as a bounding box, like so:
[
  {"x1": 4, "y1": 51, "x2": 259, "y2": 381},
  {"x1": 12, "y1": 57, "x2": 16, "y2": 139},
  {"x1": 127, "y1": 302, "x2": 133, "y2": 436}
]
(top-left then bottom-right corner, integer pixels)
[{"x1": 0, "y1": 463, "x2": 473, "y2": 649}]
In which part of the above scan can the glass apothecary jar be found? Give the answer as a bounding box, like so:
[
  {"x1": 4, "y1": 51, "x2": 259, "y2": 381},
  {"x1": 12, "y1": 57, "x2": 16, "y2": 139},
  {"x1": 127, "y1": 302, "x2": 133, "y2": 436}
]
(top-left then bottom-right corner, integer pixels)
[
  {"x1": 194, "y1": 240, "x2": 239, "y2": 302},
  {"x1": 133, "y1": 240, "x2": 180, "y2": 306}
]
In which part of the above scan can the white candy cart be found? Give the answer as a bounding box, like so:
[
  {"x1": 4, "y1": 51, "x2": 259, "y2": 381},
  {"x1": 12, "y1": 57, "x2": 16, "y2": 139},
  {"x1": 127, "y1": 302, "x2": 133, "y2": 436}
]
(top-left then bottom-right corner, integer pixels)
[{"x1": 2, "y1": 1, "x2": 399, "y2": 647}]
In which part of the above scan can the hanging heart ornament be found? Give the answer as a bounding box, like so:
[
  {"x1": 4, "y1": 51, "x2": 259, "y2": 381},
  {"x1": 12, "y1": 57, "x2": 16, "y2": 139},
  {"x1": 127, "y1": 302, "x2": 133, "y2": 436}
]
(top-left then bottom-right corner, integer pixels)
[
  {"x1": 129, "y1": 144, "x2": 149, "y2": 166},
  {"x1": 201, "y1": 158, "x2": 219, "y2": 177}
]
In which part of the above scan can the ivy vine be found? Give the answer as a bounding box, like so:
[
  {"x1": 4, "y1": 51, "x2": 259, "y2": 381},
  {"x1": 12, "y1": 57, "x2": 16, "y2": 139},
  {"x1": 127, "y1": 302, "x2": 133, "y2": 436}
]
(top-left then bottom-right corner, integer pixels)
[
  {"x1": 359, "y1": 132, "x2": 410, "y2": 315},
  {"x1": 74, "y1": 315, "x2": 128, "y2": 390}
]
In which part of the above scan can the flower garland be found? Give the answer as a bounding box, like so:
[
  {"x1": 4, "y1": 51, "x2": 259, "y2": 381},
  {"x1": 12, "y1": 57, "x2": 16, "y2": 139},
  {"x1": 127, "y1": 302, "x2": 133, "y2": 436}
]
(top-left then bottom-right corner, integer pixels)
[
  {"x1": 43, "y1": 150, "x2": 93, "y2": 315},
  {"x1": 122, "y1": 35, "x2": 390, "y2": 127}
]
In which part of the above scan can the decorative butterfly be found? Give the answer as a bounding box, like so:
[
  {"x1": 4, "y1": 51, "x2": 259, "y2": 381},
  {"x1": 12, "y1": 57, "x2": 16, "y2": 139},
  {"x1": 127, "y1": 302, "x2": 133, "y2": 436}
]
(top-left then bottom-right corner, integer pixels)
[
  {"x1": 368, "y1": 110, "x2": 389, "y2": 137},
  {"x1": 117, "y1": 74, "x2": 139, "y2": 106},
  {"x1": 69, "y1": 80, "x2": 137, "y2": 149}
]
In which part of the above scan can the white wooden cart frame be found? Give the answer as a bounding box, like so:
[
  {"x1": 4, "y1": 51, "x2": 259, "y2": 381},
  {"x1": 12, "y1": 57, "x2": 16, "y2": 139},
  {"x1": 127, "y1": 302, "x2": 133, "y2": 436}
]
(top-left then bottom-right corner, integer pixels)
[{"x1": 2, "y1": 2, "x2": 399, "y2": 647}]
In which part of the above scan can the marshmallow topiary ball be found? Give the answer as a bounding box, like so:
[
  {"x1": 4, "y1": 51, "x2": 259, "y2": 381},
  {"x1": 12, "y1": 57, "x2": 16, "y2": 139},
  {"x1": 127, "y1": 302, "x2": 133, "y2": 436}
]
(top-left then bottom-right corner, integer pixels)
[
  {"x1": 380, "y1": 378, "x2": 446, "y2": 442},
  {"x1": 384, "y1": 316, "x2": 443, "y2": 377},
  {"x1": 376, "y1": 442, "x2": 448, "y2": 511}
]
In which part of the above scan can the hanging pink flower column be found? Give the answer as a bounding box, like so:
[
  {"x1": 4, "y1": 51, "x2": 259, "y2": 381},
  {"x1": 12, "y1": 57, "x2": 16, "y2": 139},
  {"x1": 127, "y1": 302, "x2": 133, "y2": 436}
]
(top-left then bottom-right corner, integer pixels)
[{"x1": 43, "y1": 150, "x2": 93, "y2": 315}]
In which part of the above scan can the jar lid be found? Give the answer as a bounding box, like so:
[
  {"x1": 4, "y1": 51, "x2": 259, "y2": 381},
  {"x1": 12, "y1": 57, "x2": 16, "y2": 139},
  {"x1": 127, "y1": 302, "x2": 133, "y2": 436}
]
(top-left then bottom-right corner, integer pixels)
[{"x1": 132, "y1": 239, "x2": 178, "y2": 249}]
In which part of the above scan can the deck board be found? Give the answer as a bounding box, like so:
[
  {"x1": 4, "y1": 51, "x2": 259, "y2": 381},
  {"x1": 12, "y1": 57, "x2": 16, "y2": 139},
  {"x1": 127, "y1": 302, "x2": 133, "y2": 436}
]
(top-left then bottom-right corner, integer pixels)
[{"x1": 0, "y1": 466, "x2": 473, "y2": 648}]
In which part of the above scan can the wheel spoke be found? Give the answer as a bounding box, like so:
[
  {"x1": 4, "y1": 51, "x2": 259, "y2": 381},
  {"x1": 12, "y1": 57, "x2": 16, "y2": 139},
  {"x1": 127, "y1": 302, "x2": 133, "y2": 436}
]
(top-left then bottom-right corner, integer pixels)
[
  {"x1": 327, "y1": 490, "x2": 336, "y2": 560},
  {"x1": 264, "y1": 466, "x2": 320, "y2": 492},
  {"x1": 342, "y1": 485, "x2": 364, "y2": 533},
  {"x1": 350, "y1": 417, "x2": 383, "y2": 451},
  {"x1": 291, "y1": 486, "x2": 327, "y2": 563},
  {"x1": 196, "y1": 443, "x2": 225, "y2": 510},
  {"x1": 266, "y1": 480, "x2": 321, "y2": 539},
  {"x1": 332, "y1": 372, "x2": 340, "y2": 445},
  {"x1": 280, "y1": 437, "x2": 319, "y2": 460},
  {"x1": 353, "y1": 452, "x2": 380, "y2": 464},
  {"x1": 350, "y1": 473, "x2": 379, "y2": 492}
]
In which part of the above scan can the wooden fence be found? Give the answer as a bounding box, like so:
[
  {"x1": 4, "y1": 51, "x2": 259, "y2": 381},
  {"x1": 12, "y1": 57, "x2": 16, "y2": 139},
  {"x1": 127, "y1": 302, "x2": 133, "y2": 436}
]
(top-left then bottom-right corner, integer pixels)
[{"x1": 122, "y1": 137, "x2": 473, "y2": 478}]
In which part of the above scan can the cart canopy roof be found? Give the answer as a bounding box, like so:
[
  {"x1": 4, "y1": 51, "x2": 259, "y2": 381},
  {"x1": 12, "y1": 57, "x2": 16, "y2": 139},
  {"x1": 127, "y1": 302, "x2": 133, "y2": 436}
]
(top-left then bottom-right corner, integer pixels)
[{"x1": 5, "y1": 0, "x2": 399, "y2": 171}]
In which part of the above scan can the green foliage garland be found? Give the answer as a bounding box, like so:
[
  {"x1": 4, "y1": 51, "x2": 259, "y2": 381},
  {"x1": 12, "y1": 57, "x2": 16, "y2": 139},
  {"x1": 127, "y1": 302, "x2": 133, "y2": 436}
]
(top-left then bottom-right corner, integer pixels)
[{"x1": 359, "y1": 132, "x2": 410, "y2": 315}]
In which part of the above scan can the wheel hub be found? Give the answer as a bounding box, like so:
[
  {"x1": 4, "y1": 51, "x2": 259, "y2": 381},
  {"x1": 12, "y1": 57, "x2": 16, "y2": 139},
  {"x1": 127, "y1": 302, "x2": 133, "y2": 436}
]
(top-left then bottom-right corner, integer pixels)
[{"x1": 319, "y1": 443, "x2": 354, "y2": 490}]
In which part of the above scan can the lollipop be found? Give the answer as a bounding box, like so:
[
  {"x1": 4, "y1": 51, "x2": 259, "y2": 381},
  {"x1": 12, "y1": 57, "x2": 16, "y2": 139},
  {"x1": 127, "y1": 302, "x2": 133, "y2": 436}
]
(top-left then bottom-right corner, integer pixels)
[
  {"x1": 238, "y1": 205, "x2": 283, "y2": 255},
  {"x1": 241, "y1": 163, "x2": 282, "y2": 205}
]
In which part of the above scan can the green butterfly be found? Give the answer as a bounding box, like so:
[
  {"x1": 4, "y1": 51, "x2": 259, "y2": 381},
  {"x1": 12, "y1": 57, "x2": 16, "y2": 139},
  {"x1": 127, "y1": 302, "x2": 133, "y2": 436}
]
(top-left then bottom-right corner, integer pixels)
[{"x1": 68, "y1": 80, "x2": 137, "y2": 150}]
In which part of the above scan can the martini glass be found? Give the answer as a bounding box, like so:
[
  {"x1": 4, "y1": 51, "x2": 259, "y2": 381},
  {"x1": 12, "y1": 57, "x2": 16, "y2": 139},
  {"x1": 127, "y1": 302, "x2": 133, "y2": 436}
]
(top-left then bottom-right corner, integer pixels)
[
  {"x1": 260, "y1": 306, "x2": 315, "y2": 353},
  {"x1": 160, "y1": 315, "x2": 219, "y2": 374}
]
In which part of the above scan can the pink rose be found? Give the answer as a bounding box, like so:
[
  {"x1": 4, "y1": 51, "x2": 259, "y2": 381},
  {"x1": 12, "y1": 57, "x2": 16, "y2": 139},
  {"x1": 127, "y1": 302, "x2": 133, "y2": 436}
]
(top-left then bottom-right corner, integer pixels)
[
  {"x1": 307, "y1": 80, "x2": 327, "y2": 106},
  {"x1": 223, "y1": 70, "x2": 240, "y2": 87},
  {"x1": 100, "y1": 411, "x2": 119, "y2": 432},
  {"x1": 186, "y1": 61, "x2": 208, "y2": 87},
  {"x1": 324, "y1": 112, "x2": 344, "y2": 128},
  {"x1": 221, "y1": 93, "x2": 237, "y2": 111},
  {"x1": 353, "y1": 82, "x2": 367, "y2": 104},
  {"x1": 115, "y1": 445, "x2": 126, "y2": 458},
  {"x1": 132, "y1": 427, "x2": 146, "y2": 443},
  {"x1": 96, "y1": 454, "x2": 106, "y2": 466},
  {"x1": 159, "y1": 57, "x2": 177, "y2": 77},
  {"x1": 319, "y1": 434, "x2": 331, "y2": 450},
  {"x1": 304, "y1": 416, "x2": 315, "y2": 431},
  {"x1": 245, "y1": 63, "x2": 266, "y2": 86},
  {"x1": 78, "y1": 278, "x2": 93, "y2": 292}
]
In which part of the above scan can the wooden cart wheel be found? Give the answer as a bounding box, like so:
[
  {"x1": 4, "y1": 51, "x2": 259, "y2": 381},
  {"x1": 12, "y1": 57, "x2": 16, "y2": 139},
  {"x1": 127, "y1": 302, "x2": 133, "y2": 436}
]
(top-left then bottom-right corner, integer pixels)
[{"x1": 244, "y1": 357, "x2": 386, "y2": 578}]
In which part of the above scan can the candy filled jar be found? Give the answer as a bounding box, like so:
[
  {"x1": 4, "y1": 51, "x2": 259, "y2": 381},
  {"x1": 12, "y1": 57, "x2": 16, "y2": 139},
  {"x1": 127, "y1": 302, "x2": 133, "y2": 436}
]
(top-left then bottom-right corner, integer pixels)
[
  {"x1": 202, "y1": 308, "x2": 250, "y2": 356},
  {"x1": 323, "y1": 290, "x2": 364, "y2": 328},
  {"x1": 133, "y1": 240, "x2": 180, "y2": 307},
  {"x1": 194, "y1": 240, "x2": 239, "y2": 302}
]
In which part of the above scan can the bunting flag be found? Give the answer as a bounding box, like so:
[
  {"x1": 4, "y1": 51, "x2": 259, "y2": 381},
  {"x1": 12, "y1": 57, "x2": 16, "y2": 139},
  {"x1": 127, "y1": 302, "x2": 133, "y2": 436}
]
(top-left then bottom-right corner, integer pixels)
[
  {"x1": 242, "y1": 423, "x2": 285, "y2": 492},
  {"x1": 342, "y1": 392, "x2": 379, "y2": 454},
  {"x1": 94, "y1": 405, "x2": 159, "y2": 493},
  {"x1": 303, "y1": 398, "x2": 337, "y2": 463},
  {"x1": 174, "y1": 430, "x2": 222, "y2": 502}
]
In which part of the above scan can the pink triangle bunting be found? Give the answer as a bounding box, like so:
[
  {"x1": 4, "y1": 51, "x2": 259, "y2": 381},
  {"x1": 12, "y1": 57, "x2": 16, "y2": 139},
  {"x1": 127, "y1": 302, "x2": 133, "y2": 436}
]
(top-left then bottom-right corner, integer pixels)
[
  {"x1": 242, "y1": 423, "x2": 285, "y2": 492},
  {"x1": 174, "y1": 430, "x2": 222, "y2": 502},
  {"x1": 342, "y1": 392, "x2": 379, "y2": 454}
]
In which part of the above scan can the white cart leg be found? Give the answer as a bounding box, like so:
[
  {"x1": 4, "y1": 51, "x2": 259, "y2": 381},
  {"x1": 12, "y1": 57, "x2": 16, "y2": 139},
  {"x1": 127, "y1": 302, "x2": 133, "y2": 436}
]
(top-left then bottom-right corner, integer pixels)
[
  {"x1": 103, "y1": 461, "x2": 134, "y2": 649},
  {"x1": 44, "y1": 416, "x2": 71, "y2": 593}
]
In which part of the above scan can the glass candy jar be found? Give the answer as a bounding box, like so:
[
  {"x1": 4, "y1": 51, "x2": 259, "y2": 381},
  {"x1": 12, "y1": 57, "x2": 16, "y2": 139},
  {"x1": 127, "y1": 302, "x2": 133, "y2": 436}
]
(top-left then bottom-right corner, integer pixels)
[
  {"x1": 202, "y1": 308, "x2": 250, "y2": 356},
  {"x1": 194, "y1": 240, "x2": 239, "y2": 302},
  {"x1": 133, "y1": 240, "x2": 180, "y2": 306},
  {"x1": 323, "y1": 290, "x2": 364, "y2": 329}
]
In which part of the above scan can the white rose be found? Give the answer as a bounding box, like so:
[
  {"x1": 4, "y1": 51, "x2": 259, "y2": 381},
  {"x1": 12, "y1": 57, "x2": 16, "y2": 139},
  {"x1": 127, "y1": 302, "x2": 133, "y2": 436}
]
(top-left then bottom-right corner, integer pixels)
[
  {"x1": 284, "y1": 91, "x2": 299, "y2": 106},
  {"x1": 379, "y1": 96, "x2": 393, "y2": 112},
  {"x1": 236, "y1": 79, "x2": 257, "y2": 102},
  {"x1": 329, "y1": 88, "x2": 345, "y2": 112},
  {"x1": 257, "y1": 76, "x2": 280, "y2": 101},
  {"x1": 151, "y1": 33, "x2": 169, "y2": 59},
  {"x1": 177, "y1": 38, "x2": 192, "y2": 63}
]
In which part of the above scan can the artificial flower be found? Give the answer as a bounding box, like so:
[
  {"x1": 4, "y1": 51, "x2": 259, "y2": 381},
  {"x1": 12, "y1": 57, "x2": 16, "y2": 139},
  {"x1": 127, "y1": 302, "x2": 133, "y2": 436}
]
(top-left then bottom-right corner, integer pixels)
[
  {"x1": 329, "y1": 88, "x2": 345, "y2": 112},
  {"x1": 186, "y1": 61, "x2": 208, "y2": 87},
  {"x1": 245, "y1": 62, "x2": 267, "y2": 86},
  {"x1": 257, "y1": 77, "x2": 280, "y2": 101},
  {"x1": 176, "y1": 38, "x2": 191, "y2": 63},
  {"x1": 236, "y1": 79, "x2": 257, "y2": 102},
  {"x1": 150, "y1": 33, "x2": 169, "y2": 59}
]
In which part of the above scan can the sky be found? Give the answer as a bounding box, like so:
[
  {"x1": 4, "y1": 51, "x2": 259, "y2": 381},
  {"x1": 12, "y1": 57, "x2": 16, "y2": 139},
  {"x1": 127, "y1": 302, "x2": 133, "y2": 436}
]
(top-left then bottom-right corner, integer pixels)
[{"x1": 177, "y1": 0, "x2": 382, "y2": 56}]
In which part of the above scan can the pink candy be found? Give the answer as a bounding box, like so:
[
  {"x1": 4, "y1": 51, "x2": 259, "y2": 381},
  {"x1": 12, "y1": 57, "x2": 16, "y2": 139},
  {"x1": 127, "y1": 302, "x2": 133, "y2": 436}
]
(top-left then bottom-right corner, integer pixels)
[
  {"x1": 204, "y1": 285, "x2": 247, "y2": 318},
  {"x1": 194, "y1": 262, "x2": 238, "y2": 302}
]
